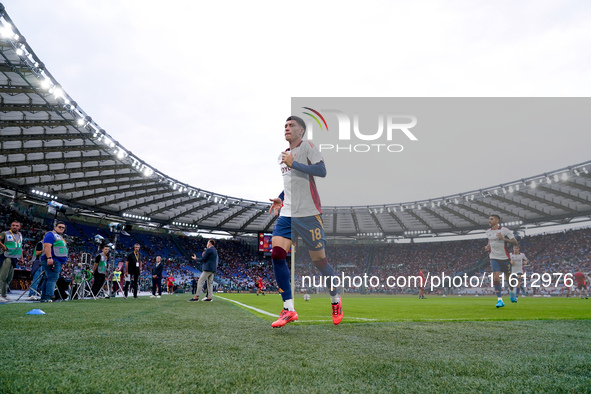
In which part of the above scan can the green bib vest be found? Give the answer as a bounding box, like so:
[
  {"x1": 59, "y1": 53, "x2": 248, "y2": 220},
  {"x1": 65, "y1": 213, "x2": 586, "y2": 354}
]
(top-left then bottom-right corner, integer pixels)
[{"x1": 3, "y1": 231, "x2": 22, "y2": 258}]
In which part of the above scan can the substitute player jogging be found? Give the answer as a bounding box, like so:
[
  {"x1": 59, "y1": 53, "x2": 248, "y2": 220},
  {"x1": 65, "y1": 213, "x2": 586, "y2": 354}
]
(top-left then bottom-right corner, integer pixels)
[
  {"x1": 256, "y1": 276, "x2": 265, "y2": 296},
  {"x1": 509, "y1": 245, "x2": 528, "y2": 302},
  {"x1": 268, "y1": 116, "x2": 343, "y2": 327},
  {"x1": 484, "y1": 214, "x2": 518, "y2": 308}
]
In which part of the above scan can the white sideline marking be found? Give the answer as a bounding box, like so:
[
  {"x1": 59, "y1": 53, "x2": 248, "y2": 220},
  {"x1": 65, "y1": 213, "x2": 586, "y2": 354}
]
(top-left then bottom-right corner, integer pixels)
[
  {"x1": 215, "y1": 296, "x2": 377, "y2": 321},
  {"x1": 216, "y1": 295, "x2": 278, "y2": 317}
]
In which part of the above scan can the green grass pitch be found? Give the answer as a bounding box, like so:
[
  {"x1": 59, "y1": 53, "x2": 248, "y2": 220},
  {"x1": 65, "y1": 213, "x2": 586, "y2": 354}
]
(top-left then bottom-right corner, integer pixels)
[
  {"x1": 1, "y1": 294, "x2": 590, "y2": 392},
  {"x1": 219, "y1": 293, "x2": 591, "y2": 323}
]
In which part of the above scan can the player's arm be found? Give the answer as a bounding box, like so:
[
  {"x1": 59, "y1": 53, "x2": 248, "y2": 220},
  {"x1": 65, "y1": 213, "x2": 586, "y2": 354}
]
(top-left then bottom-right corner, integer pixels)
[
  {"x1": 484, "y1": 241, "x2": 491, "y2": 252},
  {"x1": 268, "y1": 191, "x2": 284, "y2": 216},
  {"x1": 289, "y1": 160, "x2": 327, "y2": 177},
  {"x1": 281, "y1": 144, "x2": 327, "y2": 177},
  {"x1": 498, "y1": 228, "x2": 518, "y2": 245}
]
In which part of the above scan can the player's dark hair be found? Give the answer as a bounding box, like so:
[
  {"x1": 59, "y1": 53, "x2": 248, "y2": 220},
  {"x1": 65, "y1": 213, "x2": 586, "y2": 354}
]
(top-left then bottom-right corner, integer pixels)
[
  {"x1": 55, "y1": 220, "x2": 66, "y2": 226},
  {"x1": 208, "y1": 239, "x2": 216, "y2": 246},
  {"x1": 490, "y1": 214, "x2": 501, "y2": 221},
  {"x1": 286, "y1": 116, "x2": 306, "y2": 131}
]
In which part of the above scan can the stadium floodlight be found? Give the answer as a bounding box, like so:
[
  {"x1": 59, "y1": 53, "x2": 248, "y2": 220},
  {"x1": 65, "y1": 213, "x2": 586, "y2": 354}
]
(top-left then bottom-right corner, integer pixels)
[
  {"x1": 546, "y1": 176, "x2": 552, "y2": 184},
  {"x1": 15, "y1": 46, "x2": 23, "y2": 56},
  {"x1": 76, "y1": 117, "x2": 85, "y2": 126},
  {"x1": 574, "y1": 169, "x2": 580, "y2": 176},
  {"x1": 117, "y1": 149, "x2": 126, "y2": 159},
  {"x1": 561, "y1": 173, "x2": 568, "y2": 181},
  {"x1": 582, "y1": 167, "x2": 589, "y2": 175},
  {"x1": 41, "y1": 79, "x2": 51, "y2": 90},
  {"x1": 515, "y1": 184, "x2": 520, "y2": 191},
  {"x1": 530, "y1": 180, "x2": 537, "y2": 189},
  {"x1": 0, "y1": 24, "x2": 14, "y2": 38},
  {"x1": 143, "y1": 167, "x2": 153, "y2": 177},
  {"x1": 508, "y1": 186, "x2": 514, "y2": 193},
  {"x1": 553, "y1": 174, "x2": 559, "y2": 182},
  {"x1": 52, "y1": 87, "x2": 64, "y2": 99}
]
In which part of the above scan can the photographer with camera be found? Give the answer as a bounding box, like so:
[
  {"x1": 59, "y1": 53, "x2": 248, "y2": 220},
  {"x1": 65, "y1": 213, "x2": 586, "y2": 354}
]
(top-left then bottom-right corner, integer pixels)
[
  {"x1": 39, "y1": 221, "x2": 68, "y2": 302},
  {"x1": 91, "y1": 245, "x2": 110, "y2": 297},
  {"x1": 0, "y1": 220, "x2": 23, "y2": 302}
]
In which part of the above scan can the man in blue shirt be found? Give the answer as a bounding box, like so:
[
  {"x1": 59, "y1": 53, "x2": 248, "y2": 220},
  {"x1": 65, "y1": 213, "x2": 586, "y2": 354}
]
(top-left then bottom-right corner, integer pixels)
[{"x1": 188, "y1": 239, "x2": 218, "y2": 302}]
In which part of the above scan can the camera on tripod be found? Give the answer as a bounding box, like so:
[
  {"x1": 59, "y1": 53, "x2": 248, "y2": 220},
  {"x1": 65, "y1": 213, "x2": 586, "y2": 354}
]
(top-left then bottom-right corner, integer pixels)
[
  {"x1": 93, "y1": 235, "x2": 115, "y2": 250},
  {"x1": 48, "y1": 200, "x2": 68, "y2": 214},
  {"x1": 108, "y1": 222, "x2": 132, "y2": 236}
]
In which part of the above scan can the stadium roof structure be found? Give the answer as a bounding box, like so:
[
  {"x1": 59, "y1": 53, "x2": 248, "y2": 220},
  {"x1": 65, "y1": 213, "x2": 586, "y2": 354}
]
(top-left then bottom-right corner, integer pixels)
[{"x1": 1, "y1": 5, "x2": 591, "y2": 240}]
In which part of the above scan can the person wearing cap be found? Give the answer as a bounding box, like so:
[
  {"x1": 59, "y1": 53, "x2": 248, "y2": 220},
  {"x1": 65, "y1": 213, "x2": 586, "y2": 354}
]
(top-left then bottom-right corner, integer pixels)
[{"x1": 39, "y1": 221, "x2": 69, "y2": 302}]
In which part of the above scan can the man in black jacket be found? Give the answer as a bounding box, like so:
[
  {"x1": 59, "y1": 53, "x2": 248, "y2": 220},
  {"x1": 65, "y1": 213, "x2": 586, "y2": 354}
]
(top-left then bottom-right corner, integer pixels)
[
  {"x1": 125, "y1": 243, "x2": 141, "y2": 299},
  {"x1": 151, "y1": 256, "x2": 164, "y2": 298},
  {"x1": 188, "y1": 239, "x2": 218, "y2": 302}
]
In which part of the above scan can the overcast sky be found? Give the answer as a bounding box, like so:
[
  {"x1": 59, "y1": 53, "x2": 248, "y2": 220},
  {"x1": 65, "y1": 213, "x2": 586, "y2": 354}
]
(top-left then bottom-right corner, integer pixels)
[{"x1": 3, "y1": 0, "x2": 591, "y2": 206}]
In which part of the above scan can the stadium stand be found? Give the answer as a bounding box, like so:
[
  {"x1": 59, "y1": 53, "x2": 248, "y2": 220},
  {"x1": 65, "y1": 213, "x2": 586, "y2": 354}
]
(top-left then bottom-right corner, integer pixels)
[{"x1": 2, "y1": 196, "x2": 591, "y2": 297}]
